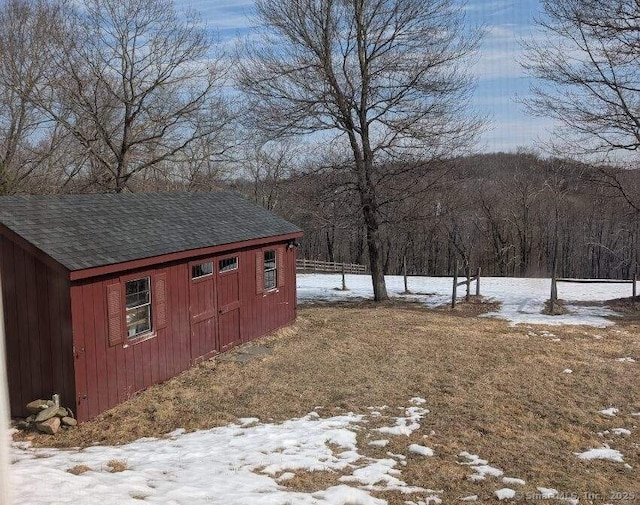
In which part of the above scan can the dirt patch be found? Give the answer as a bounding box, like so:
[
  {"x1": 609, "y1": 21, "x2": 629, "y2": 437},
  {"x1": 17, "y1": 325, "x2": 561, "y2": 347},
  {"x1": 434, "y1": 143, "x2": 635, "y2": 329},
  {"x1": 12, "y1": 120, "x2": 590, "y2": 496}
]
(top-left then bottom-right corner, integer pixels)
[
  {"x1": 14, "y1": 305, "x2": 640, "y2": 503},
  {"x1": 542, "y1": 298, "x2": 570, "y2": 315},
  {"x1": 436, "y1": 295, "x2": 501, "y2": 317},
  {"x1": 278, "y1": 470, "x2": 344, "y2": 493},
  {"x1": 605, "y1": 296, "x2": 640, "y2": 320}
]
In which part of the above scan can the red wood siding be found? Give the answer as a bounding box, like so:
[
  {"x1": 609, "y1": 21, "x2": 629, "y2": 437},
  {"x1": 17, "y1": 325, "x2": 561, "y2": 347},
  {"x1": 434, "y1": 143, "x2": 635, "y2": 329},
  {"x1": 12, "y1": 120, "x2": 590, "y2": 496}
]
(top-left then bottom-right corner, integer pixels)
[
  {"x1": 68, "y1": 239, "x2": 298, "y2": 422},
  {"x1": 0, "y1": 235, "x2": 74, "y2": 418},
  {"x1": 70, "y1": 265, "x2": 190, "y2": 422}
]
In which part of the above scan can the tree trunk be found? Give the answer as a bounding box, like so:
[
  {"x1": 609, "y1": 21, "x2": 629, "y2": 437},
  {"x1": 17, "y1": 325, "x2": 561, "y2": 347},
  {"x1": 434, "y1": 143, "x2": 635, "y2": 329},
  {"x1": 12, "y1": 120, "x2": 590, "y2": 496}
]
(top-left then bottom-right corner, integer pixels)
[
  {"x1": 326, "y1": 227, "x2": 335, "y2": 263},
  {"x1": 350, "y1": 126, "x2": 388, "y2": 300},
  {"x1": 362, "y1": 204, "x2": 388, "y2": 301}
]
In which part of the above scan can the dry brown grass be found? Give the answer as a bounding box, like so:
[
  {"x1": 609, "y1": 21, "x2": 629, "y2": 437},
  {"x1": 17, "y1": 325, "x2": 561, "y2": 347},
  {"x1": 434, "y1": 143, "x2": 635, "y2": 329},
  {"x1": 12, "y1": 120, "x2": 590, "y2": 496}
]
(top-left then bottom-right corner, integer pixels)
[
  {"x1": 15, "y1": 303, "x2": 640, "y2": 503},
  {"x1": 106, "y1": 459, "x2": 128, "y2": 473},
  {"x1": 67, "y1": 464, "x2": 91, "y2": 475},
  {"x1": 542, "y1": 298, "x2": 570, "y2": 315},
  {"x1": 279, "y1": 470, "x2": 343, "y2": 492}
]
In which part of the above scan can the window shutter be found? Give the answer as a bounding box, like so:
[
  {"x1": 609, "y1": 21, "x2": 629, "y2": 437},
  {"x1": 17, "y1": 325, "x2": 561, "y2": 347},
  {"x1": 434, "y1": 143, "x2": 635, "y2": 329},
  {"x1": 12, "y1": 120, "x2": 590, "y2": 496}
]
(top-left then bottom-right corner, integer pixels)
[
  {"x1": 256, "y1": 251, "x2": 264, "y2": 295},
  {"x1": 154, "y1": 273, "x2": 168, "y2": 330},
  {"x1": 107, "y1": 283, "x2": 124, "y2": 347},
  {"x1": 277, "y1": 247, "x2": 285, "y2": 288}
]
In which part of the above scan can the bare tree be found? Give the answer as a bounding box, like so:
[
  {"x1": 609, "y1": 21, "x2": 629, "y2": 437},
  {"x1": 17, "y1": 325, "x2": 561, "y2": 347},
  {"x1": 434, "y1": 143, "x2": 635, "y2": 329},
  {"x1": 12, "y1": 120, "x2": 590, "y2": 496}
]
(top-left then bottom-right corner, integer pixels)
[
  {"x1": 523, "y1": 0, "x2": 640, "y2": 210},
  {"x1": 0, "y1": 0, "x2": 67, "y2": 194},
  {"x1": 37, "y1": 0, "x2": 232, "y2": 192},
  {"x1": 242, "y1": 140, "x2": 298, "y2": 211},
  {"x1": 238, "y1": 0, "x2": 482, "y2": 301}
]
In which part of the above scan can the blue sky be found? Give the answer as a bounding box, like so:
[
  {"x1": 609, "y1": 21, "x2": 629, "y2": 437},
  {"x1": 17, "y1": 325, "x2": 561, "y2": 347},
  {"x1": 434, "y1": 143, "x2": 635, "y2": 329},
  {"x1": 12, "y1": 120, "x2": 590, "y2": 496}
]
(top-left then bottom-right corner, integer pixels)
[
  {"x1": 180, "y1": 0, "x2": 550, "y2": 154},
  {"x1": 465, "y1": 0, "x2": 552, "y2": 152}
]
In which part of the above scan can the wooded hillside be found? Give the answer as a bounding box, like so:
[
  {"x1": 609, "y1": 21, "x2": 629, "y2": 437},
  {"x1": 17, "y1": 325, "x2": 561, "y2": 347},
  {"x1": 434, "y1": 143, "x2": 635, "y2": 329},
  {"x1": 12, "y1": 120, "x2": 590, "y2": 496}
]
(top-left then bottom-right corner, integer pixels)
[{"x1": 245, "y1": 152, "x2": 640, "y2": 279}]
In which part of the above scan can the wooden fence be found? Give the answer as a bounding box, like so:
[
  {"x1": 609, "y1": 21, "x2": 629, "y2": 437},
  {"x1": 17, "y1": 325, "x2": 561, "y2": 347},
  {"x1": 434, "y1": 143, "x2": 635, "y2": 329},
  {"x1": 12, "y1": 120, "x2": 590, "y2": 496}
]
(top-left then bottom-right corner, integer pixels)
[
  {"x1": 552, "y1": 274, "x2": 637, "y2": 302},
  {"x1": 452, "y1": 264, "x2": 481, "y2": 308},
  {"x1": 296, "y1": 258, "x2": 368, "y2": 274}
]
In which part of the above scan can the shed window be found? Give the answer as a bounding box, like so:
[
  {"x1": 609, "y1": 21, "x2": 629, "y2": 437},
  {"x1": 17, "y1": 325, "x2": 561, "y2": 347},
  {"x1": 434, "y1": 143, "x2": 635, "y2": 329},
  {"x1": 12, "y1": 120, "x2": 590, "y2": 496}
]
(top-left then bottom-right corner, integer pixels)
[
  {"x1": 264, "y1": 250, "x2": 277, "y2": 290},
  {"x1": 125, "y1": 277, "x2": 152, "y2": 338},
  {"x1": 192, "y1": 262, "x2": 213, "y2": 279},
  {"x1": 219, "y1": 257, "x2": 238, "y2": 273}
]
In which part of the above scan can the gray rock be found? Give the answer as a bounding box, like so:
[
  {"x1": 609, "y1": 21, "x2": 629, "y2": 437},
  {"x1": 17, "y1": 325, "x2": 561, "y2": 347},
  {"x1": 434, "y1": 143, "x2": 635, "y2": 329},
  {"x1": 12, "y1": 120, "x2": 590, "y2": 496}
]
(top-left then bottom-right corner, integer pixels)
[
  {"x1": 34, "y1": 405, "x2": 59, "y2": 423},
  {"x1": 55, "y1": 407, "x2": 68, "y2": 418},
  {"x1": 61, "y1": 416, "x2": 77, "y2": 427},
  {"x1": 26, "y1": 415, "x2": 35, "y2": 423},
  {"x1": 36, "y1": 417, "x2": 60, "y2": 435},
  {"x1": 26, "y1": 399, "x2": 49, "y2": 414}
]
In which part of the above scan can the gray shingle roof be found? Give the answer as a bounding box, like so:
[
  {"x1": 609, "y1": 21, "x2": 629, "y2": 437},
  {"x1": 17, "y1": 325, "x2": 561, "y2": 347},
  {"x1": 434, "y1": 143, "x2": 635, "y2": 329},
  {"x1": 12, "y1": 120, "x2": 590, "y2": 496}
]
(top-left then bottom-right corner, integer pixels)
[{"x1": 0, "y1": 192, "x2": 301, "y2": 271}]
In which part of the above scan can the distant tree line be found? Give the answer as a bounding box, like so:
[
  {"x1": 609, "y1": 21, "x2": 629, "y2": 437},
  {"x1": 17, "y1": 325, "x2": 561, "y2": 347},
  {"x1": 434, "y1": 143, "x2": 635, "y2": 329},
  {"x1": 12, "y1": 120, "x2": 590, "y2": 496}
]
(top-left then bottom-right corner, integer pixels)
[{"x1": 241, "y1": 152, "x2": 640, "y2": 280}]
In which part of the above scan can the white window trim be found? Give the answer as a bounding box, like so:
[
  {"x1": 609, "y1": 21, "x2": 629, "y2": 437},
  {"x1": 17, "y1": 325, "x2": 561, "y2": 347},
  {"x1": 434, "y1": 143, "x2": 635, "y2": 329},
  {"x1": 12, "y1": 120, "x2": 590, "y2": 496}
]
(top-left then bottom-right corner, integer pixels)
[
  {"x1": 219, "y1": 257, "x2": 239, "y2": 273},
  {"x1": 125, "y1": 276, "x2": 153, "y2": 339},
  {"x1": 264, "y1": 250, "x2": 277, "y2": 291},
  {"x1": 192, "y1": 261, "x2": 214, "y2": 280}
]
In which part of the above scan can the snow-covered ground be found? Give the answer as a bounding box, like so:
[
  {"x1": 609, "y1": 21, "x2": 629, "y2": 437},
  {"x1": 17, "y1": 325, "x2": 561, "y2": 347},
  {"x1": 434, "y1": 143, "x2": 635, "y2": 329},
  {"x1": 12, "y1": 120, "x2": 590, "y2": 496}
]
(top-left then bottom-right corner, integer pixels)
[
  {"x1": 14, "y1": 396, "x2": 625, "y2": 505},
  {"x1": 10, "y1": 401, "x2": 436, "y2": 505},
  {"x1": 297, "y1": 274, "x2": 631, "y2": 327}
]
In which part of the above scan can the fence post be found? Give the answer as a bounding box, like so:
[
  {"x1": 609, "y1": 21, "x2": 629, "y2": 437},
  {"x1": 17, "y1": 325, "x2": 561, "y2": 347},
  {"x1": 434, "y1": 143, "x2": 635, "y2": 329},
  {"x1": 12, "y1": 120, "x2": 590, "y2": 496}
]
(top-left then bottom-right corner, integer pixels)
[
  {"x1": 633, "y1": 268, "x2": 637, "y2": 298},
  {"x1": 452, "y1": 260, "x2": 458, "y2": 309},
  {"x1": 465, "y1": 264, "x2": 471, "y2": 302},
  {"x1": 341, "y1": 264, "x2": 347, "y2": 291},
  {"x1": 550, "y1": 275, "x2": 558, "y2": 307},
  {"x1": 403, "y1": 255, "x2": 410, "y2": 294},
  {"x1": 476, "y1": 267, "x2": 481, "y2": 296}
]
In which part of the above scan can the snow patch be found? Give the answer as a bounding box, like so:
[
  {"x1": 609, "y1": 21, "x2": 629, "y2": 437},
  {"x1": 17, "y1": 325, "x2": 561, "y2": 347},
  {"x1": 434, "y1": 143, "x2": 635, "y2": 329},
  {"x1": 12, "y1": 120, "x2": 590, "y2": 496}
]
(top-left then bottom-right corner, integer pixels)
[
  {"x1": 562, "y1": 369, "x2": 573, "y2": 374},
  {"x1": 458, "y1": 452, "x2": 503, "y2": 481},
  {"x1": 616, "y1": 357, "x2": 636, "y2": 363},
  {"x1": 408, "y1": 444, "x2": 434, "y2": 457},
  {"x1": 611, "y1": 428, "x2": 631, "y2": 436},
  {"x1": 298, "y1": 274, "x2": 624, "y2": 327},
  {"x1": 374, "y1": 406, "x2": 428, "y2": 436},
  {"x1": 494, "y1": 488, "x2": 516, "y2": 500},
  {"x1": 339, "y1": 458, "x2": 426, "y2": 493},
  {"x1": 238, "y1": 417, "x2": 260, "y2": 426},
  {"x1": 599, "y1": 407, "x2": 619, "y2": 417},
  {"x1": 575, "y1": 447, "x2": 624, "y2": 463},
  {"x1": 405, "y1": 497, "x2": 442, "y2": 505},
  {"x1": 502, "y1": 477, "x2": 526, "y2": 485},
  {"x1": 312, "y1": 485, "x2": 387, "y2": 505},
  {"x1": 368, "y1": 440, "x2": 389, "y2": 448},
  {"x1": 11, "y1": 410, "x2": 422, "y2": 505},
  {"x1": 537, "y1": 487, "x2": 558, "y2": 499}
]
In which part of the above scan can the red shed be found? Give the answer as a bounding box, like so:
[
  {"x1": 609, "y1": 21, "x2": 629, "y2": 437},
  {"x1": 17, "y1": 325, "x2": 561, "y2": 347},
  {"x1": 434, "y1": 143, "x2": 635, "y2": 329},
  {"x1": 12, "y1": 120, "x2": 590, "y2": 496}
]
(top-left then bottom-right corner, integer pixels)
[{"x1": 0, "y1": 192, "x2": 302, "y2": 422}]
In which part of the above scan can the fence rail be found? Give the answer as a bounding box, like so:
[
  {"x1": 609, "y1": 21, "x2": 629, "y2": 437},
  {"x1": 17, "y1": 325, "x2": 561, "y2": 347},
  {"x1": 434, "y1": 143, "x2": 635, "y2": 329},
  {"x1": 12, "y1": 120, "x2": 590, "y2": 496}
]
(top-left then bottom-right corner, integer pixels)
[
  {"x1": 296, "y1": 258, "x2": 368, "y2": 274},
  {"x1": 555, "y1": 275, "x2": 637, "y2": 298},
  {"x1": 557, "y1": 278, "x2": 634, "y2": 284},
  {"x1": 452, "y1": 264, "x2": 481, "y2": 308}
]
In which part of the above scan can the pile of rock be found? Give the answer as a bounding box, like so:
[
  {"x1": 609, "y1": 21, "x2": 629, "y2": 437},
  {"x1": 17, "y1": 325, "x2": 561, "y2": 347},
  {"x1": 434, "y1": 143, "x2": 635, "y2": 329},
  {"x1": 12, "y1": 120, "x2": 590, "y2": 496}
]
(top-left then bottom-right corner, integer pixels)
[{"x1": 17, "y1": 399, "x2": 77, "y2": 435}]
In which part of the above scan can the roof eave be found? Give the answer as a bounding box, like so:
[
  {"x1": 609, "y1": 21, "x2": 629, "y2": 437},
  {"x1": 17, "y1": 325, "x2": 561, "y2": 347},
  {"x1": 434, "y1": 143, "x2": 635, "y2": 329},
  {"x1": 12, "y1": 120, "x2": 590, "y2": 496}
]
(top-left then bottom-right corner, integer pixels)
[
  {"x1": 69, "y1": 231, "x2": 304, "y2": 282},
  {"x1": 0, "y1": 223, "x2": 70, "y2": 276}
]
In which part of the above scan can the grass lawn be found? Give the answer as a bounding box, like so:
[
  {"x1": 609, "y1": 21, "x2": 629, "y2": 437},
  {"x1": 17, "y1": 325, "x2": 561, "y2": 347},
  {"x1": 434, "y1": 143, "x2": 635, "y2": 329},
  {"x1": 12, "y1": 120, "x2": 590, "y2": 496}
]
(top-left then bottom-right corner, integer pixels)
[{"x1": 15, "y1": 301, "x2": 640, "y2": 503}]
